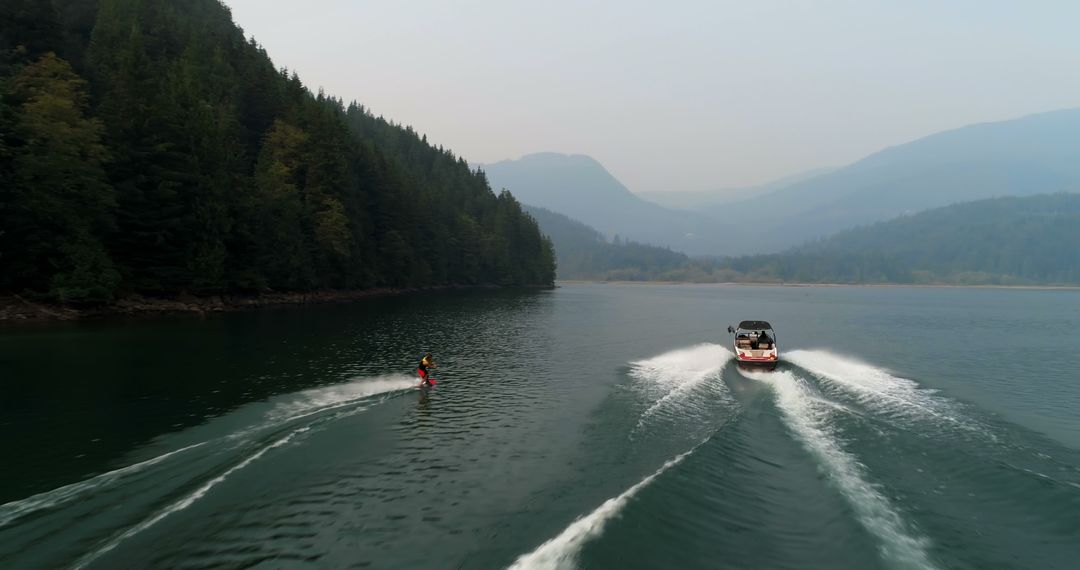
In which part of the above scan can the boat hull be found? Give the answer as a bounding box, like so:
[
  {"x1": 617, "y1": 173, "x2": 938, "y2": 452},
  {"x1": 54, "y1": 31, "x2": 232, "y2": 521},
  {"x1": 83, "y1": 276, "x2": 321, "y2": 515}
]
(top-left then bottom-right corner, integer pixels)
[{"x1": 735, "y1": 357, "x2": 778, "y2": 372}]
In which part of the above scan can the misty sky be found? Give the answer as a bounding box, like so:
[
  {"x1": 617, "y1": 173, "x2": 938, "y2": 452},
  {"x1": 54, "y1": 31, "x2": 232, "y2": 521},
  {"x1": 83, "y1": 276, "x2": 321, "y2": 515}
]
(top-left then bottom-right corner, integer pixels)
[{"x1": 225, "y1": 0, "x2": 1080, "y2": 193}]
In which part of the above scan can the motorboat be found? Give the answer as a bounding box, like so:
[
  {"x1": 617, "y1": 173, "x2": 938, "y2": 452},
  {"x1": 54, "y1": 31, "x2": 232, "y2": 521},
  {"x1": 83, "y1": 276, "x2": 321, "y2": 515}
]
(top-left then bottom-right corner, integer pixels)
[{"x1": 727, "y1": 320, "x2": 778, "y2": 371}]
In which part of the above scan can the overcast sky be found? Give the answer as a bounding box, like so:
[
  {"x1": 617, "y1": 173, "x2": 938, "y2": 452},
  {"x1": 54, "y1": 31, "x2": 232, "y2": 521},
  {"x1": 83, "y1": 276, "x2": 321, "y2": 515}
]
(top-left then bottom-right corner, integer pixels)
[{"x1": 225, "y1": 0, "x2": 1080, "y2": 193}]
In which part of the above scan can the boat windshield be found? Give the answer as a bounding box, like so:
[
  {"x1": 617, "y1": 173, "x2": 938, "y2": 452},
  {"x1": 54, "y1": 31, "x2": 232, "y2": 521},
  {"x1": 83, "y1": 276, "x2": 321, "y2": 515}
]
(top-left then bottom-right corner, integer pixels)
[{"x1": 734, "y1": 328, "x2": 776, "y2": 350}]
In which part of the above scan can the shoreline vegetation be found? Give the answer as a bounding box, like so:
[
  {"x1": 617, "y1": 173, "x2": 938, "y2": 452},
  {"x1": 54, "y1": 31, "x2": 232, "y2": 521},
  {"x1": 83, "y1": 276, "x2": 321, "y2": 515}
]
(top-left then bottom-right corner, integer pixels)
[
  {"x1": 0, "y1": 285, "x2": 552, "y2": 322},
  {"x1": 556, "y1": 280, "x2": 1080, "y2": 291},
  {"x1": 7, "y1": 278, "x2": 1076, "y2": 322},
  {"x1": 527, "y1": 196, "x2": 1080, "y2": 288},
  {"x1": 1, "y1": 1, "x2": 555, "y2": 308}
]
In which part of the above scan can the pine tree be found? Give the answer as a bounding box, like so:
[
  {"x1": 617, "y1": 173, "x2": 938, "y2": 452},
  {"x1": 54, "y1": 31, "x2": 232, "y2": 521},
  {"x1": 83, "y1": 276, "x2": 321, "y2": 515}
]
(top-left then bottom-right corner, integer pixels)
[
  {"x1": 251, "y1": 120, "x2": 312, "y2": 289},
  {"x1": 0, "y1": 0, "x2": 63, "y2": 63},
  {"x1": 4, "y1": 53, "x2": 118, "y2": 302},
  {"x1": 1, "y1": 0, "x2": 556, "y2": 303}
]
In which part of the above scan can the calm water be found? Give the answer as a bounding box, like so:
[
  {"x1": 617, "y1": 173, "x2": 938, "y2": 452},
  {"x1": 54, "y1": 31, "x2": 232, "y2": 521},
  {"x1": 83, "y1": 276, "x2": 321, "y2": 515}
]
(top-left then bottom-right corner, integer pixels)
[{"x1": 1, "y1": 284, "x2": 1079, "y2": 569}]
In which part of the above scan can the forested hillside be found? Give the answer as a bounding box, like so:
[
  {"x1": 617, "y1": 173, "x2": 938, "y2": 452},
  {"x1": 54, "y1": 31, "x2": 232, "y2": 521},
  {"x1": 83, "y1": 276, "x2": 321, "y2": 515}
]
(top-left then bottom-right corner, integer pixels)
[
  {"x1": 0, "y1": 0, "x2": 554, "y2": 304},
  {"x1": 702, "y1": 195, "x2": 1080, "y2": 285},
  {"x1": 719, "y1": 109, "x2": 1080, "y2": 253},
  {"x1": 778, "y1": 194, "x2": 1080, "y2": 284},
  {"x1": 531, "y1": 195, "x2": 1080, "y2": 286},
  {"x1": 524, "y1": 205, "x2": 688, "y2": 280}
]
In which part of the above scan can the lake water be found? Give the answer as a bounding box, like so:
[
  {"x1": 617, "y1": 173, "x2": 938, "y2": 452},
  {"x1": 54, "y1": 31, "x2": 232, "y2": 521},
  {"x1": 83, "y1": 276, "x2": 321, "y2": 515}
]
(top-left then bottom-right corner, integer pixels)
[{"x1": 1, "y1": 283, "x2": 1079, "y2": 569}]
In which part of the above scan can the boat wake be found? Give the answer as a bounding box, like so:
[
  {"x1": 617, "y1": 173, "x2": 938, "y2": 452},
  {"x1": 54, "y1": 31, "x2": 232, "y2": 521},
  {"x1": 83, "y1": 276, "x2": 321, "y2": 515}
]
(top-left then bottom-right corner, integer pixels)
[
  {"x1": 741, "y1": 368, "x2": 939, "y2": 570},
  {"x1": 506, "y1": 343, "x2": 740, "y2": 569},
  {"x1": 507, "y1": 446, "x2": 699, "y2": 570},
  {"x1": 0, "y1": 375, "x2": 416, "y2": 551},
  {"x1": 785, "y1": 350, "x2": 992, "y2": 440},
  {"x1": 628, "y1": 344, "x2": 731, "y2": 435},
  {"x1": 72, "y1": 426, "x2": 313, "y2": 570},
  {"x1": 267, "y1": 374, "x2": 419, "y2": 424},
  {"x1": 787, "y1": 350, "x2": 1080, "y2": 504},
  {"x1": 0, "y1": 442, "x2": 206, "y2": 530}
]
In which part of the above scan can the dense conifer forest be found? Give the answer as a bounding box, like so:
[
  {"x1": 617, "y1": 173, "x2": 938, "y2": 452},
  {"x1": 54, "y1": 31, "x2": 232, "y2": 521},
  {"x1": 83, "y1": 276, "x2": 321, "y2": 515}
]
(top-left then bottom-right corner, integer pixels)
[{"x1": 0, "y1": 0, "x2": 555, "y2": 304}]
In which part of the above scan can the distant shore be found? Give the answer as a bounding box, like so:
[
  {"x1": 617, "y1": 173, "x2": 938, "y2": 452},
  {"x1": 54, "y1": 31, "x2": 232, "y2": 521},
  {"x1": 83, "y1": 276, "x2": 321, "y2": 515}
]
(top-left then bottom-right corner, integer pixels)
[
  {"x1": 556, "y1": 280, "x2": 1080, "y2": 291},
  {"x1": 6, "y1": 280, "x2": 1073, "y2": 322},
  {"x1": 0, "y1": 284, "x2": 549, "y2": 323}
]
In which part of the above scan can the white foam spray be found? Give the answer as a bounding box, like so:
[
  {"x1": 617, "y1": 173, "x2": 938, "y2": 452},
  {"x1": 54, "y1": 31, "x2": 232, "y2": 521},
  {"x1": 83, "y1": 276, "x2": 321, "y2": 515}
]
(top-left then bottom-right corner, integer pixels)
[
  {"x1": 72, "y1": 427, "x2": 310, "y2": 570},
  {"x1": 268, "y1": 374, "x2": 419, "y2": 424},
  {"x1": 628, "y1": 344, "x2": 731, "y2": 432},
  {"x1": 68, "y1": 376, "x2": 416, "y2": 566},
  {"x1": 746, "y1": 369, "x2": 939, "y2": 570},
  {"x1": 785, "y1": 350, "x2": 990, "y2": 438},
  {"x1": 507, "y1": 447, "x2": 697, "y2": 570},
  {"x1": 0, "y1": 442, "x2": 205, "y2": 529},
  {"x1": 0, "y1": 376, "x2": 416, "y2": 530}
]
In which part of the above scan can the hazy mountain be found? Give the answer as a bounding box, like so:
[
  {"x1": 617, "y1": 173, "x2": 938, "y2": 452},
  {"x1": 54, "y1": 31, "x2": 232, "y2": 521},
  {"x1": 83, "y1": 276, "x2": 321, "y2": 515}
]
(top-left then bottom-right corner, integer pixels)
[
  {"x1": 487, "y1": 109, "x2": 1080, "y2": 257},
  {"x1": 716, "y1": 193, "x2": 1080, "y2": 285},
  {"x1": 523, "y1": 205, "x2": 688, "y2": 280},
  {"x1": 530, "y1": 194, "x2": 1080, "y2": 286},
  {"x1": 637, "y1": 167, "x2": 836, "y2": 210},
  {"x1": 483, "y1": 153, "x2": 725, "y2": 255},
  {"x1": 719, "y1": 108, "x2": 1080, "y2": 253}
]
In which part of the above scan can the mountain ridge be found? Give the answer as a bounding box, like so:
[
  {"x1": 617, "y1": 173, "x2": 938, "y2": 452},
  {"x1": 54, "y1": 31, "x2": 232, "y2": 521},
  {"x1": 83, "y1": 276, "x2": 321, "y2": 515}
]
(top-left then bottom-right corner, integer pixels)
[
  {"x1": 637, "y1": 167, "x2": 837, "y2": 210},
  {"x1": 717, "y1": 107, "x2": 1080, "y2": 252},
  {"x1": 487, "y1": 108, "x2": 1080, "y2": 256},
  {"x1": 482, "y1": 152, "x2": 726, "y2": 255},
  {"x1": 524, "y1": 192, "x2": 1080, "y2": 286}
]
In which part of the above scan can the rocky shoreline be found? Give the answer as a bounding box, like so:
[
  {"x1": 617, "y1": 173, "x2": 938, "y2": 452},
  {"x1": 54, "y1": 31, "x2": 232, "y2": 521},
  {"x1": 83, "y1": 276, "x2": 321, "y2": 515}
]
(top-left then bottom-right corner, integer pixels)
[{"x1": 0, "y1": 286, "x2": 512, "y2": 322}]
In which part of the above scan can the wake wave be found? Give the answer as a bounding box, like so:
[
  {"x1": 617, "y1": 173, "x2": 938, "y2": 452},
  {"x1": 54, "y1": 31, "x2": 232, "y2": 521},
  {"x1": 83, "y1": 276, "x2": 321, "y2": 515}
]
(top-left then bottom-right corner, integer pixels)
[
  {"x1": 0, "y1": 375, "x2": 415, "y2": 533},
  {"x1": 68, "y1": 377, "x2": 417, "y2": 566},
  {"x1": 507, "y1": 447, "x2": 697, "y2": 570},
  {"x1": 72, "y1": 427, "x2": 312, "y2": 570},
  {"x1": 748, "y1": 369, "x2": 939, "y2": 570},
  {"x1": 628, "y1": 344, "x2": 731, "y2": 432},
  {"x1": 785, "y1": 350, "x2": 990, "y2": 438},
  {"x1": 0, "y1": 442, "x2": 205, "y2": 529},
  {"x1": 268, "y1": 374, "x2": 418, "y2": 424},
  {"x1": 504, "y1": 345, "x2": 732, "y2": 568}
]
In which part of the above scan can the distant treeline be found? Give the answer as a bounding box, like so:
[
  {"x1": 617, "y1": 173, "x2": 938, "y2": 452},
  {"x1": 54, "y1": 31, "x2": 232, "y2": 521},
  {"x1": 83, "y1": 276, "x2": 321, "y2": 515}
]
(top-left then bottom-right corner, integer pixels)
[
  {"x1": 534, "y1": 195, "x2": 1080, "y2": 286},
  {"x1": 754, "y1": 193, "x2": 1080, "y2": 285},
  {"x1": 0, "y1": 0, "x2": 554, "y2": 303}
]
